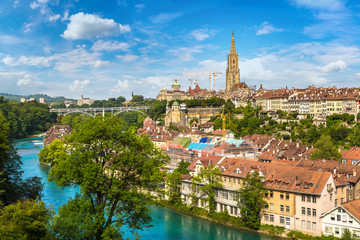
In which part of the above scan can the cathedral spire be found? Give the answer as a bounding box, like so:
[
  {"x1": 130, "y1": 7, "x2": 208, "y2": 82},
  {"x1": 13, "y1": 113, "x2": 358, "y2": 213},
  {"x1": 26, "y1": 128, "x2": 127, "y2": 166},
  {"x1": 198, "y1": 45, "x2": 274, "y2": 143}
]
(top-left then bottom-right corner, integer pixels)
[{"x1": 230, "y1": 31, "x2": 236, "y2": 54}]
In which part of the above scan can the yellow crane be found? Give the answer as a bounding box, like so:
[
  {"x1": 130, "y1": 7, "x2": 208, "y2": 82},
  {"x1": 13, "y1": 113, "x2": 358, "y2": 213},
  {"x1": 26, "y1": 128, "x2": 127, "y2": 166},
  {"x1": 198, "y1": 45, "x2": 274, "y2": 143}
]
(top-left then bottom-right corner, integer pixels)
[
  {"x1": 221, "y1": 108, "x2": 231, "y2": 137},
  {"x1": 182, "y1": 72, "x2": 222, "y2": 91}
]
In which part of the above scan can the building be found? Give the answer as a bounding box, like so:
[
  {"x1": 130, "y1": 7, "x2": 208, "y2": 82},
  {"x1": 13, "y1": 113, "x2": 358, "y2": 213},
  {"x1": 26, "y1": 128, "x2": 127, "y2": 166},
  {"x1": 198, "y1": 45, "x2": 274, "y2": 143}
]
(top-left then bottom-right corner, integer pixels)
[
  {"x1": 39, "y1": 98, "x2": 45, "y2": 104},
  {"x1": 226, "y1": 32, "x2": 240, "y2": 92},
  {"x1": 164, "y1": 101, "x2": 220, "y2": 128},
  {"x1": 77, "y1": 95, "x2": 95, "y2": 106},
  {"x1": 321, "y1": 199, "x2": 360, "y2": 237},
  {"x1": 44, "y1": 125, "x2": 72, "y2": 145}
]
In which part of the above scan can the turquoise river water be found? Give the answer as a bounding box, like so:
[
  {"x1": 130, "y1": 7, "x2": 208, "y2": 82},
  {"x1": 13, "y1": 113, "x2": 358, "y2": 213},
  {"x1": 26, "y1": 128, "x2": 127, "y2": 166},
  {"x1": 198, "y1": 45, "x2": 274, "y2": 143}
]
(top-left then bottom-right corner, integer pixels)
[{"x1": 17, "y1": 137, "x2": 280, "y2": 240}]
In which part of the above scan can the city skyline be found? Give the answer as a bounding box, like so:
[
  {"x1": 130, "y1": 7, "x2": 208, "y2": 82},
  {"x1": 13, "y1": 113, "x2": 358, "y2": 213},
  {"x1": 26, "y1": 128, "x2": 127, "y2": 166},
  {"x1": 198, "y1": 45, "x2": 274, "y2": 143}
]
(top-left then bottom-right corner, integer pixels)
[{"x1": 0, "y1": 0, "x2": 360, "y2": 100}]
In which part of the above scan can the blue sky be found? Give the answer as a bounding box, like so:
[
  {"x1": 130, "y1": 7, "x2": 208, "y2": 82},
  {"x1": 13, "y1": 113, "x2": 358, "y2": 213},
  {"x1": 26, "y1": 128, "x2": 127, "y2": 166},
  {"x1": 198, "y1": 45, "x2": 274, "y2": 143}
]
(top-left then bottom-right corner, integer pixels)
[{"x1": 0, "y1": 0, "x2": 360, "y2": 100}]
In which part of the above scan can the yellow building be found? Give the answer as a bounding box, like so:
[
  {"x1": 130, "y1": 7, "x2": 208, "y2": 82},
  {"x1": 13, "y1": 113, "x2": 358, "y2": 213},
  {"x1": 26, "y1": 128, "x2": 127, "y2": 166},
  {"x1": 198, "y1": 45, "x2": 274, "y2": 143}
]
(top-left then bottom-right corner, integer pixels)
[{"x1": 226, "y1": 32, "x2": 241, "y2": 92}]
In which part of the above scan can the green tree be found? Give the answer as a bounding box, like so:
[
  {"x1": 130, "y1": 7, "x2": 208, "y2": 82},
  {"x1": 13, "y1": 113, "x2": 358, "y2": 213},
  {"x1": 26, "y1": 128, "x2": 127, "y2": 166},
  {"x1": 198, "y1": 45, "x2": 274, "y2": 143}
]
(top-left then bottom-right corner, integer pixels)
[
  {"x1": 191, "y1": 165, "x2": 222, "y2": 213},
  {"x1": 38, "y1": 139, "x2": 67, "y2": 166},
  {"x1": 311, "y1": 135, "x2": 342, "y2": 161},
  {"x1": 174, "y1": 160, "x2": 190, "y2": 175},
  {"x1": 0, "y1": 199, "x2": 52, "y2": 240},
  {"x1": 0, "y1": 113, "x2": 43, "y2": 205},
  {"x1": 341, "y1": 228, "x2": 359, "y2": 240},
  {"x1": 47, "y1": 116, "x2": 168, "y2": 239},
  {"x1": 237, "y1": 171, "x2": 266, "y2": 230},
  {"x1": 165, "y1": 172, "x2": 182, "y2": 205}
]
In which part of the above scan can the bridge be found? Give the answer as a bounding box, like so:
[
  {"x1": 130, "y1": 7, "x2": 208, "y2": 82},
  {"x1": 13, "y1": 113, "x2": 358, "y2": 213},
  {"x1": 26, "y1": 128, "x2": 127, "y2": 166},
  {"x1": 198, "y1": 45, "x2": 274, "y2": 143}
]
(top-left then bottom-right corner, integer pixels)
[{"x1": 50, "y1": 106, "x2": 150, "y2": 117}]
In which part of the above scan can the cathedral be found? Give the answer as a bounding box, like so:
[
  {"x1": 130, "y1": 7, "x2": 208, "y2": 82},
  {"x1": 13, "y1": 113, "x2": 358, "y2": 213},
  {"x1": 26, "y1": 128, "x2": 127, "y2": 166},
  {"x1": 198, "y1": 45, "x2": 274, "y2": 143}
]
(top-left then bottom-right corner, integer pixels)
[{"x1": 225, "y1": 32, "x2": 250, "y2": 95}]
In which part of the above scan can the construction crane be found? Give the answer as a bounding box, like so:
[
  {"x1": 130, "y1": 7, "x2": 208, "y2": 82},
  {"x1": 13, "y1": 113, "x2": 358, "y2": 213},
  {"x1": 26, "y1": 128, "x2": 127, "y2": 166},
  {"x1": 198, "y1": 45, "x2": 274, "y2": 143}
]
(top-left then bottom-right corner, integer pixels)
[
  {"x1": 188, "y1": 78, "x2": 199, "y2": 88},
  {"x1": 221, "y1": 108, "x2": 231, "y2": 137},
  {"x1": 182, "y1": 72, "x2": 222, "y2": 91}
]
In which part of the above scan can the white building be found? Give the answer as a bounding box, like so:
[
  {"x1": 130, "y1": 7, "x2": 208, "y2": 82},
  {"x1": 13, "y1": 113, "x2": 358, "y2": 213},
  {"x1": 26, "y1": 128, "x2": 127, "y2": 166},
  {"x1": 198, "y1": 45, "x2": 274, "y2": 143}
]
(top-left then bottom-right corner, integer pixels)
[{"x1": 321, "y1": 199, "x2": 360, "y2": 237}]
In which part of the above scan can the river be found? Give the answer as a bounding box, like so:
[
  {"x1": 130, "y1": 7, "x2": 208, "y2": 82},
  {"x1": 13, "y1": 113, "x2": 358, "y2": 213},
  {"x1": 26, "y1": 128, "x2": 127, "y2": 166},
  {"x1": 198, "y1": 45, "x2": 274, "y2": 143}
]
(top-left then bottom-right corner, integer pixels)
[{"x1": 17, "y1": 137, "x2": 279, "y2": 240}]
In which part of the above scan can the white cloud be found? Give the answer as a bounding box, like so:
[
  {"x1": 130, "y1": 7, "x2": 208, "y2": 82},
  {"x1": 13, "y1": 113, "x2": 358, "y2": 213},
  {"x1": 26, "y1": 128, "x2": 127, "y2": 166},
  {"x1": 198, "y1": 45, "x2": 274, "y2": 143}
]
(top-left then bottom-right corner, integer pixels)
[
  {"x1": 91, "y1": 40, "x2": 130, "y2": 52},
  {"x1": 320, "y1": 60, "x2": 347, "y2": 73},
  {"x1": 23, "y1": 23, "x2": 34, "y2": 33},
  {"x1": 2, "y1": 46, "x2": 108, "y2": 72},
  {"x1": 291, "y1": 0, "x2": 345, "y2": 11},
  {"x1": 355, "y1": 73, "x2": 360, "y2": 79},
  {"x1": 116, "y1": 54, "x2": 139, "y2": 62},
  {"x1": 198, "y1": 60, "x2": 226, "y2": 73},
  {"x1": 135, "y1": 4, "x2": 145, "y2": 11},
  {"x1": 62, "y1": 10, "x2": 69, "y2": 21},
  {"x1": 150, "y1": 12, "x2": 182, "y2": 24},
  {"x1": 256, "y1": 22, "x2": 283, "y2": 36},
  {"x1": 168, "y1": 46, "x2": 202, "y2": 62},
  {"x1": 111, "y1": 79, "x2": 133, "y2": 93},
  {"x1": 190, "y1": 27, "x2": 219, "y2": 41},
  {"x1": 49, "y1": 14, "x2": 60, "y2": 22},
  {"x1": 0, "y1": 72, "x2": 44, "y2": 87},
  {"x1": 62, "y1": 12, "x2": 131, "y2": 40},
  {"x1": 69, "y1": 79, "x2": 91, "y2": 92}
]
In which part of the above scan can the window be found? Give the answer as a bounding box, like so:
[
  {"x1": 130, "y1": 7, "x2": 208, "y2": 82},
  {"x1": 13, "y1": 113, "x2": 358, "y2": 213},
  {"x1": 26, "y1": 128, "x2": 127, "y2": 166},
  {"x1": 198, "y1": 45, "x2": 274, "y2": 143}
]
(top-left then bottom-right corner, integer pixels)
[
  {"x1": 342, "y1": 215, "x2": 347, "y2": 222},
  {"x1": 337, "y1": 215, "x2": 341, "y2": 221},
  {"x1": 330, "y1": 193, "x2": 333, "y2": 201},
  {"x1": 307, "y1": 208, "x2": 311, "y2": 216},
  {"x1": 265, "y1": 192, "x2": 269, "y2": 198},
  {"x1": 286, "y1": 206, "x2": 290, "y2": 213},
  {"x1": 307, "y1": 196, "x2": 311, "y2": 202},
  {"x1": 331, "y1": 214, "x2": 335, "y2": 221},
  {"x1": 280, "y1": 194, "x2": 284, "y2": 200},
  {"x1": 270, "y1": 191, "x2": 273, "y2": 198},
  {"x1": 270, "y1": 203, "x2": 274, "y2": 211},
  {"x1": 312, "y1": 209, "x2": 316, "y2": 217},
  {"x1": 350, "y1": 193, "x2": 353, "y2": 200},
  {"x1": 302, "y1": 207, "x2": 306, "y2": 215},
  {"x1": 280, "y1": 216, "x2": 285, "y2": 224},
  {"x1": 264, "y1": 214, "x2": 269, "y2": 221},
  {"x1": 325, "y1": 226, "x2": 333, "y2": 234},
  {"x1": 335, "y1": 199, "x2": 338, "y2": 206},
  {"x1": 301, "y1": 220, "x2": 305, "y2": 229},
  {"x1": 286, "y1": 193, "x2": 290, "y2": 200},
  {"x1": 238, "y1": 179, "x2": 240, "y2": 184},
  {"x1": 312, "y1": 222, "x2": 316, "y2": 231},
  {"x1": 235, "y1": 207, "x2": 238, "y2": 215},
  {"x1": 307, "y1": 221, "x2": 311, "y2": 230},
  {"x1": 265, "y1": 203, "x2": 269, "y2": 210},
  {"x1": 229, "y1": 178, "x2": 231, "y2": 183},
  {"x1": 233, "y1": 178, "x2": 235, "y2": 184},
  {"x1": 270, "y1": 215, "x2": 274, "y2": 222},
  {"x1": 224, "y1": 177, "x2": 226, "y2": 182},
  {"x1": 312, "y1": 196, "x2": 316, "y2": 203},
  {"x1": 280, "y1": 205, "x2": 284, "y2": 212},
  {"x1": 335, "y1": 227, "x2": 340, "y2": 235},
  {"x1": 302, "y1": 195, "x2": 306, "y2": 201},
  {"x1": 230, "y1": 206, "x2": 233, "y2": 215}
]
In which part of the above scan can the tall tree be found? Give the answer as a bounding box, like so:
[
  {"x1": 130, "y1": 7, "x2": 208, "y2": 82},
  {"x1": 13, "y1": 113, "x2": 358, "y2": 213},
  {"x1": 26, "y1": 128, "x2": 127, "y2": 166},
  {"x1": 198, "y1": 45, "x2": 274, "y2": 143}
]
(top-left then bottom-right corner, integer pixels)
[
  {"x1": 191, "y1": 165, "x2": 222, "y2": 213},
  {"x1": 165, "y1": 172, "x2": 182, "y2": 205},
  {"x1": 0, "y1": 199, "x2": 52, "y2": 240},
  {"x1": 237, "y1": 171, "x2": 266, "y2": 230},
  {"x1": 0, "y1": 113, "x2": 43, "y2": 205},
  {"x1": 47, "y1": 116, "x2": 168, "y2": 239},
  {"x1": 311, "y1": 135, "x2": 342, "y2": 161}
]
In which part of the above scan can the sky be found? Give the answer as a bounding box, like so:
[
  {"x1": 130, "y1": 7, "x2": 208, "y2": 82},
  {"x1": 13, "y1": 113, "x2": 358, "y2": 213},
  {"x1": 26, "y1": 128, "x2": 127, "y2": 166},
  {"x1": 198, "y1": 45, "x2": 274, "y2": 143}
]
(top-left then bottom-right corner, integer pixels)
[{"x1": 0, "y1": 0, "x2": 360, "y2": 100}]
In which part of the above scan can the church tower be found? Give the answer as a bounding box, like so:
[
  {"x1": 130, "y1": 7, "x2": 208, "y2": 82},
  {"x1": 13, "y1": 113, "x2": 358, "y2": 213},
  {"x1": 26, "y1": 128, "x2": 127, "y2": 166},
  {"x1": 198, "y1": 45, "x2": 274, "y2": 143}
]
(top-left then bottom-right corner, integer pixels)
[{"x1": 225, "y1": 32, "x2": 240, "y2": 91}]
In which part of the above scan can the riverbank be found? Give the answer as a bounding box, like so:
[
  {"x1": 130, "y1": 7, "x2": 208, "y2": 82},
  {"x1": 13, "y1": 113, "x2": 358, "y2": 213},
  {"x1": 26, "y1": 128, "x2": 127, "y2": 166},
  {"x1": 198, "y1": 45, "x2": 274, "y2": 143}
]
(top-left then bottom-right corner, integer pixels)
[{"x1": 155, "y1": 200, "x2": 340, "y2": 240}]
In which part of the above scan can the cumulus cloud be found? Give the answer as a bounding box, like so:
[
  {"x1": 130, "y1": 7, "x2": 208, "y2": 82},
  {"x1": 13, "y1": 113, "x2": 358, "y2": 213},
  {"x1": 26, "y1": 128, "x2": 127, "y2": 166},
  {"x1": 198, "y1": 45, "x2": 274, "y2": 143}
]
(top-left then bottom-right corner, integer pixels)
[
  {"x1": 62, "y1": 12, "x2": 131, "y2": 40},
  {"x1": 2, "y1": 46, "x2": 108, "y2": 72},
  {"x1": 116, "y1": 54, "x2": 139, "y2": 62},
  {"x1": 69, "y1": 79, "x2": 91, "y2": 92},
  {"x1": 320, "y1": 60, "x2": 347, "y2": 73},
  {"x1": 256, "y1": 22, "x2": 283, "y2": 36},
  {"x1": 91, "y1": 40, "x2": 130, "y2": 52},
  {"x1": 291, "y1": 0, "x2": 345, "y2": 11},
  {"x1": 168, "y1": 46, "x2": 203, "y2": 62},
  {"x1": 150, "y1": 12, "x2": 182, "y2": 24},
  {"x1": 49, "y1": 14, "x2": 60, "y2": 22},
  {"x1": 190, "y1": 27, "x2": 219, "y2": 41}
]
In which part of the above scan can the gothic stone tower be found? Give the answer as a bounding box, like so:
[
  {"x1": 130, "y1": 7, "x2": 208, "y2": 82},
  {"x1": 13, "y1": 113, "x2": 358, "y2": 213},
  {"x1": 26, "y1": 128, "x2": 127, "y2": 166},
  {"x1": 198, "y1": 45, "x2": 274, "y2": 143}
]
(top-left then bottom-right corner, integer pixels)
[{"x1": 226, "y1": 32, "x2": 240, "y2": 91}]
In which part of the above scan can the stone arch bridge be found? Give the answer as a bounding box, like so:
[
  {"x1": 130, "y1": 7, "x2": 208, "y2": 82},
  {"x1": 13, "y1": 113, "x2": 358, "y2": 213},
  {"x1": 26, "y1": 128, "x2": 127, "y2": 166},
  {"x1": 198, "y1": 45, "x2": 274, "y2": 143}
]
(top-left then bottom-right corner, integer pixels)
[{"x1": 50, "y1": 106, "x2": 150, "y2": 118}]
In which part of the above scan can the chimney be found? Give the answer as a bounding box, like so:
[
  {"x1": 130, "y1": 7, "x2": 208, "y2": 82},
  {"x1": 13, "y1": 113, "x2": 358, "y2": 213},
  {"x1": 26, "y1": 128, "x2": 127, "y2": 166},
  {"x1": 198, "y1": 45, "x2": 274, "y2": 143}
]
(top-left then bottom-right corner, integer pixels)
[
  {"x1": 296, "y1": 142, "x2": 300, "y2": 148},
  {"x1": 353, "y1": 169, "x2": 357, "y2": 177},
  {"x1": 296, "y1": 176, "x2": 298, "y2": 182}
]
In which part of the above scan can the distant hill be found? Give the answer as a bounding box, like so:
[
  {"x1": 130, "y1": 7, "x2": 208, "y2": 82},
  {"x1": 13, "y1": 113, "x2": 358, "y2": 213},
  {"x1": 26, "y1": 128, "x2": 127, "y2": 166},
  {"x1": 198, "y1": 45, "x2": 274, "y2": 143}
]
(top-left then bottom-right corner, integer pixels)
[{"x1": 0, "y1": 93, "x2": 76, "y2": 104}]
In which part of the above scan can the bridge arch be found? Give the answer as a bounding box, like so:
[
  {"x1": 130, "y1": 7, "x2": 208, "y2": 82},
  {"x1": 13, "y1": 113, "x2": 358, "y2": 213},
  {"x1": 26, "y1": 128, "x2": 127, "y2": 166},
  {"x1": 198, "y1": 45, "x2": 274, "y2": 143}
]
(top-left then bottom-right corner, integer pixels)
[
  {"x1": 63, "y1": 111, "x2": 95, "y2": 118},
  {"x1": 114, "y1": 109, "x2": 148, "y2": 116}
]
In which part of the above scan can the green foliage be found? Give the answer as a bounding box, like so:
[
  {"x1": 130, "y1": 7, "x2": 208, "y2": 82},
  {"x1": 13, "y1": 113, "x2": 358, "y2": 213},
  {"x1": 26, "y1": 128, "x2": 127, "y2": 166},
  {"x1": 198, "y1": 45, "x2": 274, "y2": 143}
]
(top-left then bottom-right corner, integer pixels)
[
  {"x1": 341, "y1": 228, "x2": 359, "y2": 240},
  {"x1": 0, "y1": 113, "x2": 43, "y2": 205},
  {"x1": 0, "y1": 97, "x2": 57, "y2": 138},
  {"x1": 260, "y1": 224, "x2": 285, "y2": 236},
  {"x1": 191, "y1": 165, "x2": 222, "y2": 213},
  {"x1": 132, "y1": 95, "x2": 144, "y2": 102},
  {"x1": 287, "y1": 230, "x2": 339, "y2": 240},
  {"x1": 59, "y1": 113, "x2": 92, "y2": 129},
  {"x1": 148, "y1": 100, "x2": 167, "y2": 120},
  {"x1": 174, "y1": 160, "x2": 190, "y2": 175},
  {"x1": 47, "y1": 116, "x2": 169, "y2": 239},
  {"x1": 165, "y1": 172, "x2": 182, "y2": 204},
  {"x1": 311, "y1": 135, "x2": 342, "y2": 161},
  {"x1": 168, "y1": 97, "x2": 225, "y2": 108},
  {"x1": 38, "y1": 139, "x2": 67, "y2": 166},
  {"x1": 0, "y1": 199, "x2": 52, "y2": 240},
  {"x1": 237, "y1": 171, "x2": 266, "y2": 230}
]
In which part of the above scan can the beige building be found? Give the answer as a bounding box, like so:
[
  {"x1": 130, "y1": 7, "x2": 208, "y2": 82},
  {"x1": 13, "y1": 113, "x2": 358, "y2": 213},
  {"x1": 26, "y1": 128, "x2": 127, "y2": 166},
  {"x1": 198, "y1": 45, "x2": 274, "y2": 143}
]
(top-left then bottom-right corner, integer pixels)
[{"x1": 77, "y1": 95, "x2": 95, "y2": 106}]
